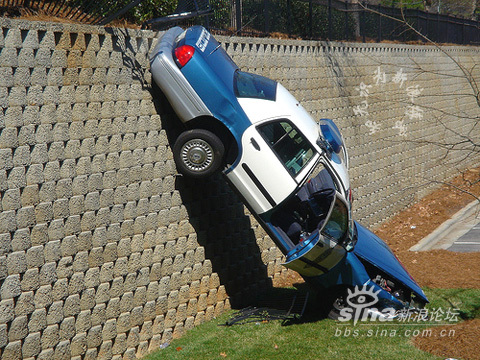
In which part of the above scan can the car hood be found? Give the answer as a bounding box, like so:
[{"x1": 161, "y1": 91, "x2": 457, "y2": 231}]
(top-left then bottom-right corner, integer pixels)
[{"x1": 353, "y1": 221, "x2": 428, "y2": 303}]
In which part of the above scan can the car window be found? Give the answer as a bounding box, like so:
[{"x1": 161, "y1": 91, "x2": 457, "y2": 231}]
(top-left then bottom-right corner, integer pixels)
[
  {"x1": 258, "y1": 120, "x2": 315, "y2": 176},
  {"x1": 321, "y1": 196, "x2": 349, "y2": 245},
  {"x1": 234, "y1": 70, "x2": 277, "y2": 100}
]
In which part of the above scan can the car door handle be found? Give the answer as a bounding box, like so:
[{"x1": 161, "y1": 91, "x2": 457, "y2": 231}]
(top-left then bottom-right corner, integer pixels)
[{"x1": 250, "y1": 138, "x2": 260, "y2": 151}]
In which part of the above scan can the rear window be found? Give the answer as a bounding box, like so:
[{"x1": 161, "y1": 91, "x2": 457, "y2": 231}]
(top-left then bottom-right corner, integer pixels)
[
  {"x1": 234, "y1": 70, "x2": 277, "y2": 100},
  {"x1": 258, "y1": 120, "x2": 315, "y2": 176}
]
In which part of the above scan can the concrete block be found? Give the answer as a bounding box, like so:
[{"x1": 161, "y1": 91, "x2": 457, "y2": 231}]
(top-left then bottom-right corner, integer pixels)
[
  {"x1": 126, "y1": 326, "x2": 140, "y2": 348},
  {"x1": 34, "y1": 284, "x2": 53, "y2": 309},
  {"x1": 2, "y1": 340, "x2": 22, "y2": 360},
  {"x1": 16, "y1": 205, "x2": 36, "y2": 228},
  {"x1": 0, "y1": 254, "x2": 7, "y2": 279},
  {"x1": 0, "y1": 323, "x2": 7, "y2": 348},
  {"x1": 108, "y1": 276, "x2": 123, "y2": 299},
  {"x1": 1, "y1": 274, "x2": 21, "y2": 299},
  {"x1": 63, "y1": 294, "x2": 81, "y2": 317},
  {"x1": 21, "y1": 184, "x2": 40, "y2": 207},
  {"x1": 102, "y1": 319, "x2": 116, "y2": 341},
  {"x1": 0, "y1": 149, "x2": 13, "y2": 172},
  {"x1": 130, "y1": 306, "x2": 143, "y2": 327},
  {"x1": 68, "y1": 271, "x2": 86, "y2": 294},
  {"x1": 71, "y1": 333, "x2": 87, "y2": 356},
  {"x1": 8, "y1": 315, "x2": 28, "y2": 341},
  {"x1": 7, "y1": 166, "x2": 26, "y2": 188},
  {"x1": 28, "y1": 308, "x2": 47, "y2": 332},
  {"x1": 116, "y1": 311, "x2": 130, "y2": 334},
  {"x1": 12, "y1": 146, "x2": 31, "y2": 167},
  {"x1": 84, "y1": 267, "x2": 100, "y2": 288},
  {"x1": 0, "y1": 298, "x2": 15, "y2": 323},
  {"x1": 80, "y1": 288, "x2": 96, "y2": 311},
  {"x1": 37, "y1": 348, "x2": 55, "y2": 360},
  {"x1": 0, "y1": 231, "x2": 11, "y2": 255},
  {"x1": 21, "y1": 268, "x2": 40, "y2": 291},
  {"x1": 52, "y1": 198, "x2": 69, "y2": 219},
  {"x1": 59, "y1": 235, "x2": 77, "y2": 257},
  {"x1": 103, "y1": 243, "x2": 117, "y2": 263},
  {"x1": 50, "y1": 278, "x2": 67, "y2": 302},
  {"x1": 84, "y1": 348, "x2": 98, "y2": 360},
  {"x1": 95, "y1": 282, "x2": 110, "y2": 305},
  {"x1": 87, "y1": 172, "x2": 102, "y2": 192},
  {"x1": 75, "y1": 310, "x2": 92, "y2": 333},
  {"x1": 105, "y1": 297, "x2": 120, "y2": 320},
  {"x1": 59, "y1": 316, "x2": 76, "y2": 341},
  {"x1": 74, "y1": 232, "x2": 91, "y2": 252},
  {"x1": 39, "y1": 261, "x2": 57, "y2": 285},
  {"x1": 17, "y1": 125, "x2": 36, "y2": 146},
  {"x1": 64, "y1": 215, "x2": 81, "y2": 236},
  {"x1": 54, "y1": 340, "x2": 71, "y2": 360},
  {"x1": 59, "y1": 158, "x2": 76, "y2": 178},
  {"x1": 2, "y1": 188, "x2": 21, "y2": 211},
  {"x1": 46, "y1": 300, "x2": 64, "y2": 325}
]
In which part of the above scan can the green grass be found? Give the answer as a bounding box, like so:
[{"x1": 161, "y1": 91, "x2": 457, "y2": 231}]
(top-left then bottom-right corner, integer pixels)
[{"x1": 143, "y1": 288, "x2": 480, "y2": 360}]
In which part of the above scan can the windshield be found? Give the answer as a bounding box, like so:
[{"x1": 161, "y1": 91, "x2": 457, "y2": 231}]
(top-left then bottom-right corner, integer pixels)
[{"x1": 258, "y1": 120, "x2": 315, "y2": 176}]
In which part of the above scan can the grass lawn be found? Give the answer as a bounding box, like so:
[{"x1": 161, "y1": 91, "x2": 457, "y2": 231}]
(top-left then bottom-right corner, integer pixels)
[{"x1": 143, "y1": 288, "x2": 480, "y2": 360}]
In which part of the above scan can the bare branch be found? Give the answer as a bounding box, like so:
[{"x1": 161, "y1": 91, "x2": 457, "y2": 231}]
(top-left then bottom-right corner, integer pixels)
[{"x1": 358, "y1": 2, "x2": 480, "y2": 107}]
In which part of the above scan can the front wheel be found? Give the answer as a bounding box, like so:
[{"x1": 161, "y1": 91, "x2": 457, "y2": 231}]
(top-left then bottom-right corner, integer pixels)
[{"x1": 173, "y1": 129, "x2": 225, "y2": 178}]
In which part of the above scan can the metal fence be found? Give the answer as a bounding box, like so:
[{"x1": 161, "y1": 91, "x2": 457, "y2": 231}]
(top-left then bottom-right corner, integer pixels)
[
  {"x1": 198, "y1": 0, "x2": 480, "y2": 45},
  {"x1": 358, "y1": 4, "x2": 480, "y2": 45},
  {"x1": 3, "y1": 0, "x2": 479, "y2": 44}
]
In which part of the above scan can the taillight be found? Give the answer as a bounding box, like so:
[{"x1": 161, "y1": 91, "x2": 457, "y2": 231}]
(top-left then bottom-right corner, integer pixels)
[{"x1": 174, "y1": 45, "x2": 195, "y2": 67}]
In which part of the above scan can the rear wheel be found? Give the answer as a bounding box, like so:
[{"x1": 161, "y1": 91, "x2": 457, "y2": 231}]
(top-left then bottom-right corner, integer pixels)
[{"x1": 173, "y1": 129, "x2": 225, "y2": 178}]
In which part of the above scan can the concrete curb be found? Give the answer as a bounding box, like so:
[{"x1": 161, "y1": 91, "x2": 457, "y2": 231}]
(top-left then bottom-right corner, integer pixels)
[{"x1": 410, "y1": 200, "x2": 480, "y2": 251}]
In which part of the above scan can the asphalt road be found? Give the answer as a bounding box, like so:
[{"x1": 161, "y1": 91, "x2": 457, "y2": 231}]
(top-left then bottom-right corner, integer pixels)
[
  {"x1": 447, "y1": 221, "x2": 480, "y2": 252},
  {"x1": 410, "y1": 200, "x2": 480, "y2": 253}
]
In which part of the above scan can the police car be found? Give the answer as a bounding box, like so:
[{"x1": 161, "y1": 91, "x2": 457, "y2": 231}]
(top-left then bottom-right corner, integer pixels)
[{"x1": 150, "y1": 26, "x2": 428, "y2": 310}]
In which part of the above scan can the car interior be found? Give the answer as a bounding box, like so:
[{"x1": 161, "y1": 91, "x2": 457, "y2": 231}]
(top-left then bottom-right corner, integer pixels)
[{"x1": 269, "y1": 168, "x2": 336, "y2": 249}]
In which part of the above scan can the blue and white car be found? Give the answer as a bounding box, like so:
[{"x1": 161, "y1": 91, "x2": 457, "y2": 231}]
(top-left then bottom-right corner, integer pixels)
[{"x1": 150, "y1": 26, "x2": 428, "y2": 313}]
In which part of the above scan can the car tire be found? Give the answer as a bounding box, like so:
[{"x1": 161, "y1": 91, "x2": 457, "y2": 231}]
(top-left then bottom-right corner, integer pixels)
[{"x1": 173, "y1": 129, "x2": 225, "y2": 178}]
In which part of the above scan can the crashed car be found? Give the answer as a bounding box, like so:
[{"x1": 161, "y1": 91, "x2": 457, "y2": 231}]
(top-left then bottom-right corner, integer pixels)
[{"x1": 150, "y1": 26, "x2": 428, "y2": 313}]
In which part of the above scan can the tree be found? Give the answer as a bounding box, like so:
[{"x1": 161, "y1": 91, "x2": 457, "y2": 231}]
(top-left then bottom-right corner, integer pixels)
[{"x1": 358, "y1": 1, "x2": 480, "y2": 199}]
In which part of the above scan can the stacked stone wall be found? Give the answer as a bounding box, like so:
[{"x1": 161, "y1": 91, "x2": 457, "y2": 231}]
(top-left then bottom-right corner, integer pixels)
[{"x1": 0, "y1": 18, "x2": 479, "y2": 359}]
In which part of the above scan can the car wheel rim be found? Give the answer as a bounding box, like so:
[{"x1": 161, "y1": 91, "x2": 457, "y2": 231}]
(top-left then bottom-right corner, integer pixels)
[{"x1": 181, "y1": 139, "x2": 214, "y2": 172}]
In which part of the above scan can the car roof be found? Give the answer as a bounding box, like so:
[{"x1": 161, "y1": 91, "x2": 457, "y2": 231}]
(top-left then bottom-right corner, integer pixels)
[{"x1": 237, "y1": 84, "x2": 321, "y2": 146}]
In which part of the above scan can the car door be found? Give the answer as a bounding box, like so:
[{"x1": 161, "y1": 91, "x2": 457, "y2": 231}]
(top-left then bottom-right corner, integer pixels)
[
  {"x1": 226, "y1": 124, "x2": 297, "y2": 215},
  {"x1": 226, "y1": 118, "x2": 319, "y2": 215}
]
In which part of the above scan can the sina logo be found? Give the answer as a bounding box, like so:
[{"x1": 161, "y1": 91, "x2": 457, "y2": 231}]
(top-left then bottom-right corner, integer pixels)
[{"x1": 338, "y1": 285, "x2": 395, "y2": 325}]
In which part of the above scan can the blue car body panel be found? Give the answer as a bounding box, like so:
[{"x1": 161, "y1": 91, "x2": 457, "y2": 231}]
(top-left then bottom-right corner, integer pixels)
[
  {"x1": 307, "y1": 221, "x2": 428, "y2": 305},
  {"x1": 183, "y1": 26, "x2": 238, "y2": 91},
  {"x1": 180, "y1": 26, "x2": 252, "y2": 153},
  {"x1": 353, "y1": 222, "x2": 428, "y2": 302}
]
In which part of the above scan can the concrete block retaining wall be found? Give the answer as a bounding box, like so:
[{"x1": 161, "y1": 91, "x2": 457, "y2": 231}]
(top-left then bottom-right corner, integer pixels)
[{"x1": 0, "y1": 17, "x2": 479, "y2": 359}]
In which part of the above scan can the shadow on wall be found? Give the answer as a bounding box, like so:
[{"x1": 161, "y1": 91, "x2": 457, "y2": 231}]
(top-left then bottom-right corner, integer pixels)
[
  {"x1": 106, "y1": 27, "x2": 153, "y2": 89},
  {"x1": 149, "y1": 83, "x2": 274, "y2": 308}
]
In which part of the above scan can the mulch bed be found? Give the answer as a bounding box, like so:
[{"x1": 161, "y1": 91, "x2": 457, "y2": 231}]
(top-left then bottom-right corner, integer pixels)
[{"x1": 364, "y1": 168, "x2": 480, "y2": 360}]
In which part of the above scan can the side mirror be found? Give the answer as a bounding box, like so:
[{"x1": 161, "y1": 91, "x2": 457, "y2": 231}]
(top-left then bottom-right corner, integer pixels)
[{"x1": 318, "y1": 118, "x2": 343, "y2": 154}]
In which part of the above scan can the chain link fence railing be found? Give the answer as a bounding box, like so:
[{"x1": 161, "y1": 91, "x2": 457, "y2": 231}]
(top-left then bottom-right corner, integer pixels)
[
  {"x1": 176, "y1": 0, "x2": 479, "y2": 45},
  {"x1": 1, "y1": 0, "x2": 478, "y2": 44}
]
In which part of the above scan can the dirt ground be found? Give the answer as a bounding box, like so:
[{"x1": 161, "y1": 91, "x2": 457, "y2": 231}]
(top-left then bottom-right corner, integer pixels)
[
  {"x1": 374, "y1": 168, "x2": 480, "y2": 290},
  {"x1": 373, "y1": 169, "x2": 480, "y2": 360}
]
